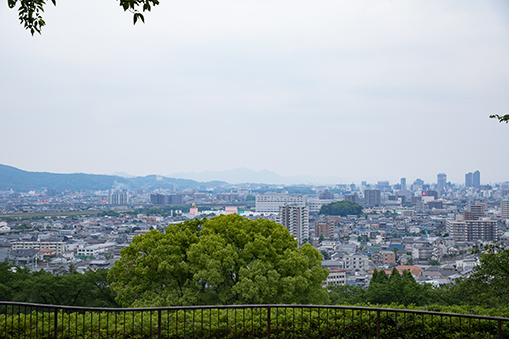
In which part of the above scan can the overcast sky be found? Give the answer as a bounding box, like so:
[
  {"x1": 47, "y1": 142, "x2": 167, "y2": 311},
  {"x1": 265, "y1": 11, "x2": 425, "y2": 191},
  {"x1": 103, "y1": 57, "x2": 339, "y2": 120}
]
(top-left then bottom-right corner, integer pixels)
[{"x1": 0, "y1": 0, "x2": 508, "y2": 185}]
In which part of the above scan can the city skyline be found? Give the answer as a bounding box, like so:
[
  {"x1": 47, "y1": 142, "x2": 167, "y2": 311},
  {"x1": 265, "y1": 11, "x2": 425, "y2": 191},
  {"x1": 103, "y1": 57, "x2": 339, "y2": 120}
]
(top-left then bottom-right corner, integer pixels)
[{"x1": 1, "y1": 1, "x2": 508, "y2": 184}]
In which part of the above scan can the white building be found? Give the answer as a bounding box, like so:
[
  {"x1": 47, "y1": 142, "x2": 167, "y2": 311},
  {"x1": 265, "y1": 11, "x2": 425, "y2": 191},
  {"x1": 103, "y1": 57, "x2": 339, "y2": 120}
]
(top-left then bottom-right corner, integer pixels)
[
  {"x1": 323, "y1": 268, "x2": 346, "y2": 287},
  {"x1": 307, "y1": 199, "x2": 336, "y2": 213},
  {"x1": 109, "y1": 190, "x2": 129, "y2": 205},
  {"x1": 256, "y1": 193, "x2": 307, "y2": 214},
  {"x1": 11, "y1": 241, "x2": 67, "y2": 255},
  {"x1": 76, "y1": 242, "x2": 117, "y2": 258},
  {"x1": 0, "y1": 221, "x2": 10, "y2": 233},
  {"x1": 343, "y1": 253, "x2": 370, "y2": 270},
  {"x1": 277, "y1": 205, "x2": 309, "y2": 244}
]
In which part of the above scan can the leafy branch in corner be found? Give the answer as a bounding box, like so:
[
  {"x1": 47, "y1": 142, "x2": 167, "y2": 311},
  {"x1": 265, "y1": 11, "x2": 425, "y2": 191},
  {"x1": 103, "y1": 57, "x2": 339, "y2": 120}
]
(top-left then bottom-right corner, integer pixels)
[
  {"x1": 7, "y1": 0, "x2": 160, "y2": 35},
  {"x1": 489, "y1": 114, "x2": 509, "y2": 124}
]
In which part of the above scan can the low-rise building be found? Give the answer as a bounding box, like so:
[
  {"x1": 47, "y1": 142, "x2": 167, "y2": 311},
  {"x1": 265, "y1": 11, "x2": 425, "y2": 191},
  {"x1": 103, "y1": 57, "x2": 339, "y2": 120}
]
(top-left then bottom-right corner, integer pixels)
[
  {"x1": 323, "y1": 268, "x2": 346, "y2": 287},
  {"x1": 11, "y1": 240, "x2": 67, "y2": 255},
  {"x1": 343, "y1": 253, "x2": 370, "y2": 270}
]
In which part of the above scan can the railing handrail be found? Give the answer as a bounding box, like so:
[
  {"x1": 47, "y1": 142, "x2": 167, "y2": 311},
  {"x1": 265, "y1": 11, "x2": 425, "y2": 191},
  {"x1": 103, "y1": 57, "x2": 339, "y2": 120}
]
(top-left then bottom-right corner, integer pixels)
[{"x1": 2, "y1": 301, "x2": 509, "y2": 322}]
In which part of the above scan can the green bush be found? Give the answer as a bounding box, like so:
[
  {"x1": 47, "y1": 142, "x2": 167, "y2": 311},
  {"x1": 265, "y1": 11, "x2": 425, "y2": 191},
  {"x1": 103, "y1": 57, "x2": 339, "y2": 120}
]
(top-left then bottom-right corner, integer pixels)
[{"x1": 1, "y1": 305, "x2": 508, "y2": 338}]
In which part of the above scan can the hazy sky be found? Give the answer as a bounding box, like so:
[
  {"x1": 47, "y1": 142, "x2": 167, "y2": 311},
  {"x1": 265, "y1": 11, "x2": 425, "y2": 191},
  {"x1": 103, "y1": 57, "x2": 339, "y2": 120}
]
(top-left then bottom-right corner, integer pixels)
[{"x1": 1, "y1": 0, "x2": 508, "y2": 185}]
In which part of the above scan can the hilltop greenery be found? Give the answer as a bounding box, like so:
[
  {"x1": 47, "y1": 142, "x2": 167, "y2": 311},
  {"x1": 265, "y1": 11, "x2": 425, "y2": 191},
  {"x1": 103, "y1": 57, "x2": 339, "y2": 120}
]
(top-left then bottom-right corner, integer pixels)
[
  {"x1": 319, "y1": 200, "x2": 363, "y2": 216},
  {"x1": 0, "y1": 164, "x2": 225, "y2": 192}
]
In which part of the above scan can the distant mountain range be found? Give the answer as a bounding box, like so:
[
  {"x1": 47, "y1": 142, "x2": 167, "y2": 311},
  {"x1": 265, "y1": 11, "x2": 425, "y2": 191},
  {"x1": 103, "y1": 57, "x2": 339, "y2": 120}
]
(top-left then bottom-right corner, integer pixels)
[
  {"x1": 0, "y1": 164, "x2": 351, "y2": 192},
  {"x1": 0, "y1": 165, "x2": 226, "y2": 192},
  {"x1": 169, "y1": 168, "x2": 350, "y2": 185}
]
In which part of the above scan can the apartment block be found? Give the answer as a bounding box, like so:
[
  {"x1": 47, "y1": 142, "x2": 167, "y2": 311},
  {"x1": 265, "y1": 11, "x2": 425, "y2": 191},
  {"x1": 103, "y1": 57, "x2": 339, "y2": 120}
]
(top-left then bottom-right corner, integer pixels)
[
  {"x1": 501, "y1": 200, "x2": 509, "y2": 219},
  {"x1": 256, "y1": 194, "x2": 307, "y2": 214},
  {"x1": 364, "y1": 189, "x2": 381, "y2": 207},
  {"x1": 315, "y1": 219, "x2": 335, "y2": 239},
  {"x1": 277, "y1": 205, "x2": 309, "y2": 244},
  {"x1": 323, "y1": 268, "x2": 346, "y2": 287},
  {"x1": 446, "y1": 219, "x2": 497, "y2": 242},
  {"x1": 11, "y1": 241, "x2": 67, "y2": 255},
  {"x1": 343, "y1": 253, "x2": 369, "y2": 270},
  {"x1": 109, "y1": 190, "x2": 129, "y2": 205}
]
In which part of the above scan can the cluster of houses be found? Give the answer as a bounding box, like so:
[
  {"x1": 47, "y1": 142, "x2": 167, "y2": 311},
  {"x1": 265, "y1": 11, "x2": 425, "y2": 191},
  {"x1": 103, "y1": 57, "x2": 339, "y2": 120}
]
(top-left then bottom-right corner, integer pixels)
[
  {"x1": 1, "y1": 206, "x2": 503, "y2": 292},
  {"x1": 314, "y1": 212, "x2": 499, "y2": 287}
]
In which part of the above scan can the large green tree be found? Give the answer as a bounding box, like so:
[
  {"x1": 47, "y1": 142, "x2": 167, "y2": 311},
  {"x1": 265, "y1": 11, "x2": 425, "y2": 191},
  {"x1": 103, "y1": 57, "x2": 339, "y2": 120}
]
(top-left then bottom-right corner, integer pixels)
[
  {"x1": 454, "y1": 243, "x2": 509, "y2": 308},
  {"x1": 108, "y1": 214, "x2": 329, "y2": 307},
  {"x1": 8, "y1": 0, "x2": 159, "y2": 35}
]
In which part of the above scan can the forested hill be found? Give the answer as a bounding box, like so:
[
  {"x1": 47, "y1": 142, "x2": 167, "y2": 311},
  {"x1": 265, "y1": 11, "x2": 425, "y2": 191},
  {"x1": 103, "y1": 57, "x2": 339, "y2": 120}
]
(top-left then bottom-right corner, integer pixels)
[{"x1": 0, "y1": 164, "x2": 226, "y2": 191}]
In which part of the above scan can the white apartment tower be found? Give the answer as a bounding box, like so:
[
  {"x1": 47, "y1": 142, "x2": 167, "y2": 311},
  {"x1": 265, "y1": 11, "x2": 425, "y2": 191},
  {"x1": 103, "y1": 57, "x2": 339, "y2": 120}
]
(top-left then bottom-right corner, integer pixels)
[
  {"x1": 277, "y1": 205, "x2": 309, "y2": 244},
  {"x1": 256, "y1": 193, "x2": 307, "y2": 214},
  {"x1": 109, "y1": 190, "x2": 129, "y2": 205}
]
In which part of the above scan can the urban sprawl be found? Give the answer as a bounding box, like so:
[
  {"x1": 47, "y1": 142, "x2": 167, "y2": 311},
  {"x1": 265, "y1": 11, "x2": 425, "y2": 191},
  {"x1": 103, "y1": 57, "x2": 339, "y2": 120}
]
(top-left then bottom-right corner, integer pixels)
[{"x1": 1, "y1": 170, "x2": 508, "y2": 289}]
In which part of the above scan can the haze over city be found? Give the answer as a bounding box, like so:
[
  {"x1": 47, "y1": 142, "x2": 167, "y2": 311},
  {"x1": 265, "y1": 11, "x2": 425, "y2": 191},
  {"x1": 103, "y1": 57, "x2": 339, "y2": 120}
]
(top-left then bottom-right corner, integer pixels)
[{"x1": 1, "y1": 0, "x2": 508, "y2": 184}]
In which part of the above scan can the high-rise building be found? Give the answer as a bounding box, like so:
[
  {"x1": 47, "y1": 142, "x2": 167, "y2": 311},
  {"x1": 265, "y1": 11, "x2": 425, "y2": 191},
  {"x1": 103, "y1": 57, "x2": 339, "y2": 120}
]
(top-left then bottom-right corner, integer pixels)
[
  {"x1": 376, "y1": 181, "x2": 391, "y2": 190},
  {"x1": 344, "y1": 193, "x2": 360, "y2": 204},
  {"x1": 256, "y1": 193, "x2": 307, "y2": 213},
  {"x1": 465, "y1": 172, "x2": 473, "y2": 187},
  {"x1": 109, "y1": 190, "x2": 129, "y2": 205},
  {"x1": 150, "y1": 193, "x2": 185, "y2": 205},
  {"x1": 501, "y1": 200, "x2": 509, "y2": 219},
  {"x1": 437, "y1": 173, "x2": 447, "y2": 190},
  {"x1": 277, "y1": 205, "x2": 309, "y2": 244},
  {"x1": 473, "y1": 170, "x2": 481, "y2": 189},
  {"x1": 364, "y1": 189, "x2": 381, "y2": 207},
  {"x1": 400, "y1": 178, "x2": 406, "y2": 191},
  {"x1": 446, "y1": 219, "x2": 497, "y2": 241},
  {"x1": 318, "y1": 190, "x2": 334, "y2": 200},
  {"x1": 151, "y1": 193, "x2": 168, "y2": 205},
  {"x1": 465, "y1": 203, "x2": 485, "y2": 220}
]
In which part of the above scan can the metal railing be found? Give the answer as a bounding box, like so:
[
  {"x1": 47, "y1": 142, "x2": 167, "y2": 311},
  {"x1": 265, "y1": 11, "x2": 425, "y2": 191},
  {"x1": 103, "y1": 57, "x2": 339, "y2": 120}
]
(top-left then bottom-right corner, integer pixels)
[{"x1": 1, "y1": 301, "x2": 508, "y2": 338}]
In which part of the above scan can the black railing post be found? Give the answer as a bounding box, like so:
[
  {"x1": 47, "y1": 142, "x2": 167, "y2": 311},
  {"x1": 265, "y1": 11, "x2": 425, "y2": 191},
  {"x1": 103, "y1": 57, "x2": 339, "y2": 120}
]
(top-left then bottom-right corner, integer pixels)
[
  {"x1": 499, "y1": 319, "x2": 502, "y2": 339},
  {"x1": 53, "y1": 308, "x2": 58, "y2": 339},
  {"x1": 267, "y1": 306, "x2": 271, "y2": 339},
  {"x1": 376, "y1": 310, "x2": 381, "y2": 339},
  {"x1": 158, "y1": 310, "x2": 162, "y2": 339}
]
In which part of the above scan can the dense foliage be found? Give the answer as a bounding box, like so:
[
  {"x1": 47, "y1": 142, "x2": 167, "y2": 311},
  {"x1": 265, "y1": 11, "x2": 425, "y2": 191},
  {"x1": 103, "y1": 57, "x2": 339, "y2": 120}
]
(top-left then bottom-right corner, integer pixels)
[
  {"x1": 319, "y1": 200, "x2": 363, "y2": 216},
  {"x1": 0, "y1": 263, "x2": 118, "y2": 307},
  {"x1": 453, "y1": 243, "x2": 509, "y2": 308},
  {"x1": 329, "y1": 268, "x2": 465, "y2": 307},
  {"x1": 1, "y1": 305, "x2": 508, "y2": 339},
  {"x1": 108, "y1": 214, "x2": 329, "y2": 307}
]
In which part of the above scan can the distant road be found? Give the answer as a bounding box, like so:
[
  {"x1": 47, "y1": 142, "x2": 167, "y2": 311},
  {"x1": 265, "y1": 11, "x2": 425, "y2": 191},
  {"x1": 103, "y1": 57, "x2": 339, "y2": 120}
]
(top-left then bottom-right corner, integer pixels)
[{"x1": 0, "y1": 210, "x2": 112, "y2": 219}]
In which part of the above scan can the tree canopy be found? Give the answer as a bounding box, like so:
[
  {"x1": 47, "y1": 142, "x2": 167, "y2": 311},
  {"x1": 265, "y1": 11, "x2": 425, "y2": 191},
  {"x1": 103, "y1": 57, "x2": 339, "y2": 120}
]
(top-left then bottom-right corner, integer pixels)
[
  {"x1": 0, "y1": 263, "x2": 118, "y2": 307},
  {"x1": 454, "y1": 243, "x2": 509, "y2": 308},
  {"x1": 329, "y1": 268, "x2": 445, "y2": 307},
  {"x1": 319, "y1": 200, "x2": 363, "y2": 216},
  {"x1": 108, "y1": 214, "x2": 329, "y2": 307},
  {"x1": 8, "y1": 0, "x2": 159, "y2": 35}
]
